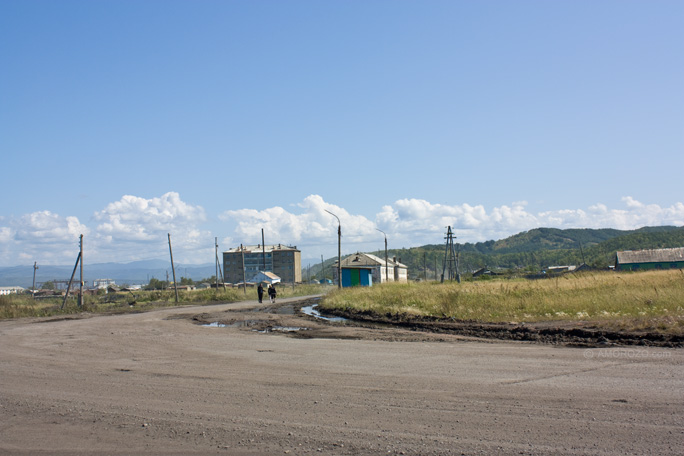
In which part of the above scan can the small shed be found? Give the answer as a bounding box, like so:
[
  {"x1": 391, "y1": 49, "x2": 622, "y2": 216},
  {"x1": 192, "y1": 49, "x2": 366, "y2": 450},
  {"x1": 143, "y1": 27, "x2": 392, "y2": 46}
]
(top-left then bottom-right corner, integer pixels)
[
  {"x1": 334, "y1": 252, "x2": 408, "y2": 286},
  {"x1": 249, "y1": 271, "x2": 281, "y2": 285},
  {"x1": 615, "y1": 247, "x2": 684, "y2": 271}
]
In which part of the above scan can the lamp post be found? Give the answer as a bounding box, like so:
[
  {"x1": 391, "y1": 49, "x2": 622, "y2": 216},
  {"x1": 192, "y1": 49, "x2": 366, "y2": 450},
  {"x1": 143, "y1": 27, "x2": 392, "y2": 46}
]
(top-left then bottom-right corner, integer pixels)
[
  {"x1": 376, "y1": 228, "x2": 388, "y2": 283},
  {"x1": 325, "y1": 210, "x2": 341, "y2": 288}
]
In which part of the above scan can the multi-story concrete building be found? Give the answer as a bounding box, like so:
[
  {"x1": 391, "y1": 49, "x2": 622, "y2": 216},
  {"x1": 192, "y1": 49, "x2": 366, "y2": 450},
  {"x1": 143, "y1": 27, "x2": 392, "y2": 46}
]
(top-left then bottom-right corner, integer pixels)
[{"x1": 223, "y1": 244, "x2": 301, "y2": 284}]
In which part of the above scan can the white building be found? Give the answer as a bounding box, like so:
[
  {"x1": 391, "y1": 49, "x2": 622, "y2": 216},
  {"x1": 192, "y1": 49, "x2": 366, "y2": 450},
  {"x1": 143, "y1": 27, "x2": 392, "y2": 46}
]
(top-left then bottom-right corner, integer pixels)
[
  {"x1": 0, "y1": 286, "x2": 25, "y2": 295},
  {"x1": 335, "y1": 253, "x2": 408, "y2": 284},
  {"x1": 94, "y1": 279, "x2": 116, "y2": 289},
  {"x1": 249, "y1": 271, "x2": 281, "y2": 285}
]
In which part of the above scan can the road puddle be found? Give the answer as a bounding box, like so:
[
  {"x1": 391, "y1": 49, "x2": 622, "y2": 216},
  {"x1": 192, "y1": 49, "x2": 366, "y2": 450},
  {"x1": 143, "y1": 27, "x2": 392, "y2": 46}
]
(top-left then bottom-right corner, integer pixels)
[
  {"x1": 258, "y1": 326, "x2": 309, "y2": 333},
  {"x1": 300, "y1": 304, "x2": 347, "y2": 322},
  {"x1": 203, "y1": 322, "x2": 226, "y2": 328}
]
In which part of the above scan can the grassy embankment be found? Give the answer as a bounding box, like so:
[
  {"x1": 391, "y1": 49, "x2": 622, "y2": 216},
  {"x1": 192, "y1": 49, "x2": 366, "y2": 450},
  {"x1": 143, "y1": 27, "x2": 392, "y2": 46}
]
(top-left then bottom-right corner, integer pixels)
[
  {"x1": 320, "y1": 269, "x2": 684, "y2": 334},
  {"x1": 0, "y1": 283, "x2": 329, "y2": 320}
]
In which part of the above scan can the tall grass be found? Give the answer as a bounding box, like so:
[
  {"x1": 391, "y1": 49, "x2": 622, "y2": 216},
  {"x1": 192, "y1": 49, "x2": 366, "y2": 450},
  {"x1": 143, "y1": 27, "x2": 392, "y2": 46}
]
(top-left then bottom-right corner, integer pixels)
[{"x1": 320, "y1": 270, "x2": 684, "y2": 334}]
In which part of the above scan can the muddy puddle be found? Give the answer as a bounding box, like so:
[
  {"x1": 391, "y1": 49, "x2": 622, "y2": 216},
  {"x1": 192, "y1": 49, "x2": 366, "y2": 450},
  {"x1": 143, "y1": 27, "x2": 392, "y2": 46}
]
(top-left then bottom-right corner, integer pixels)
[{"x1": 300, "y1": 304, "x2": 348, "y2": 322}]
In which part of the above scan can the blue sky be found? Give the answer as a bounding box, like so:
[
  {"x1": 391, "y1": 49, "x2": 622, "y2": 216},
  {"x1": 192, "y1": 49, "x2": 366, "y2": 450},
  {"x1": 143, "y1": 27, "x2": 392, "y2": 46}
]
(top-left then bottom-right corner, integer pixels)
[{"x1": 1, "y1": 0, "x2": 683, "y2": 267}]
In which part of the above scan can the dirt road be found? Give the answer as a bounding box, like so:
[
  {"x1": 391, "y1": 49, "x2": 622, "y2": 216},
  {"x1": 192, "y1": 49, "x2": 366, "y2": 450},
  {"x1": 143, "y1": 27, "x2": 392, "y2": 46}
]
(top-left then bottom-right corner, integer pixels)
[{"x1": 1, "y1": 296, "x2": 682, "y2": 455}]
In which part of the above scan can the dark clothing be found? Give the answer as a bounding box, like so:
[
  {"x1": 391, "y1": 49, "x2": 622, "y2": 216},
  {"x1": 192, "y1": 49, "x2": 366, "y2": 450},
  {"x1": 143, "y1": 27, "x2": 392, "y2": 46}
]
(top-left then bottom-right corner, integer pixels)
[
  {"x1": 257, "y1": 284, "x2": 264, "y2": 303},
  {"x1": 268, "y1": 285, "x2": 276, "y2": 303}
]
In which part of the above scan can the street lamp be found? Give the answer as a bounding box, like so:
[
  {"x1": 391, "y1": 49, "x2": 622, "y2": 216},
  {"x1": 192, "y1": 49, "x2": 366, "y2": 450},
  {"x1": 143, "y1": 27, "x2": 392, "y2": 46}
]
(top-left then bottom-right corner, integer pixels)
[
  {"x1": 376, "y1": 228, "x2": 388, "y2": 283},
  {"x1": 325, "y1": 210, "x2": 342, "y2": 288}
]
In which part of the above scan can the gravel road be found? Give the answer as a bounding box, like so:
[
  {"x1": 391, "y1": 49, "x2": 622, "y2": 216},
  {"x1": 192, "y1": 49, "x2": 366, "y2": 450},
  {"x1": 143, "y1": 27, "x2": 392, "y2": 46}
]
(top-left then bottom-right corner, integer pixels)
[{"x1": 1, "y1": 296, "x2": 682, "y2": 455}]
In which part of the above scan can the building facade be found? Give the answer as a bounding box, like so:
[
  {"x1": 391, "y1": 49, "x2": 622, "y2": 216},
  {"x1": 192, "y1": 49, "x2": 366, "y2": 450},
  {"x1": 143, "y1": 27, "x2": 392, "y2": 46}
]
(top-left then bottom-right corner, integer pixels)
[
  {"x1": 615, "y1": 247, "x2": 684, "y2": 271},
  {"x1": 223, "y1": 244, "x2": 301, "y2": 284},
  {"x1": 334, "y1": 253, "x2": 408, "y2": 287},
  {"x1": 0, "y1": 286, "x2": 24, "y2": 295}
]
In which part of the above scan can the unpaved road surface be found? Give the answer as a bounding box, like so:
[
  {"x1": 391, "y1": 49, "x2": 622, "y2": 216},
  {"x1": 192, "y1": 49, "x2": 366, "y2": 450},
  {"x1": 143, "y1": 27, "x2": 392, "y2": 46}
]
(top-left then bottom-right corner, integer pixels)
[{"x1": 1, "y1": 296, "x2": 682, "y2": 455}]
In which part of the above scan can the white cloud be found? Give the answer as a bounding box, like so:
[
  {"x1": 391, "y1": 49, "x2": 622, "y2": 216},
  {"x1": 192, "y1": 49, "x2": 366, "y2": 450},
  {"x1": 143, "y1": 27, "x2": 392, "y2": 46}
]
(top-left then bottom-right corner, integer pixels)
[
  {"x1": 93, "y1": 192, "x2": 210, "y2": 263},
  {"x1": 0, "y1": 211, "x2": 88, "y2": 265},
  {"x1": 219, "y1": 194, "x2": 377, "y2": 251},
  {"x1": 0, "y1": 193, "x2": 212, "y2": 266},
  {"x1": 0, "y1": 194, "x2": 682, "y2": 267}
]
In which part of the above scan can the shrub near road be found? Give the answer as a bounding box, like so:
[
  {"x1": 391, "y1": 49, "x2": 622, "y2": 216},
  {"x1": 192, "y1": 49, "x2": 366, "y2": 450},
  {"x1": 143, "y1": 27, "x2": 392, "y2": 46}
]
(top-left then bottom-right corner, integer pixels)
[{"x1": 320, "y1": 270, "x2": 684, "y2": 336}]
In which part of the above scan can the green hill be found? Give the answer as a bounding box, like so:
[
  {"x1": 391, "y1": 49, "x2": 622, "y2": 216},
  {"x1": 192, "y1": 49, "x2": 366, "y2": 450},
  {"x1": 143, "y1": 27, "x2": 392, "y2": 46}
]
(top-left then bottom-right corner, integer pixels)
[
  {"x1": 305, "y1": 226, "x2": 684, "y2": 281},
  {"x1": 375, "y1": 226, "x2": 684, "y2": 280}
]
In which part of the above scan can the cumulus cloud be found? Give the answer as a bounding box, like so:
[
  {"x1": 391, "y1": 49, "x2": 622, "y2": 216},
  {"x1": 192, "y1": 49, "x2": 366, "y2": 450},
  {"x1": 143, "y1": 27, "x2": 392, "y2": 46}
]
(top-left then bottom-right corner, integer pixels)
[
  {"x1": 219, "y1": 195, "x2": 377, "y2": 249},
  {"x1": 0, "y1": 193, "x2": 682, "y2": 267},
  {"x1": 0, "y1": 193, "x2": 212, "y2": 266},
  {"x1": 219, "y1": 195, "x2": 684, "y2": 259},
  {"x1": 377, "y1": 197, "x2": 684, "y2": 247},
  {"x1": 93, "y1": 192, "x2": 210, "y2": 262},
  {"x1": 0, "y1": 211, "x2": 88, "y2": 265}
]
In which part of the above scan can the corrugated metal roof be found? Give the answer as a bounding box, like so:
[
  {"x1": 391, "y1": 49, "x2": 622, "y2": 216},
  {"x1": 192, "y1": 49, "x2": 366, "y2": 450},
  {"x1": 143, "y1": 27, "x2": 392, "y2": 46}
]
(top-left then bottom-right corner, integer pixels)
[
  {"x1": 339, "y1": 252, "x2": 407, "y2": 268},
  {"x1": 616, "y1": 247, "x2": 684, "y2": 264},
  {"x1": 224, "y1": 244, "x2": 299, "y2": 254}
]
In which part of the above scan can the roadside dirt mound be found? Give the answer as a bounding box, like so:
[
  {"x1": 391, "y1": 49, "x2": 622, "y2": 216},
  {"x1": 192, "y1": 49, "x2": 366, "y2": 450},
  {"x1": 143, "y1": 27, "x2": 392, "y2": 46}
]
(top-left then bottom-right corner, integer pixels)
[{"x1": 322, "y1": 307, "x2": 684, "y2": 348}]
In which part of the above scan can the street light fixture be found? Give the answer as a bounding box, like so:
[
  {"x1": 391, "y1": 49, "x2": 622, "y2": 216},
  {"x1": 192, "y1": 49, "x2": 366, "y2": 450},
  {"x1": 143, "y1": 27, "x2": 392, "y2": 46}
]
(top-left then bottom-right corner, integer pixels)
[
  {"x1": 376, "y1": 228, "x2": 388, "y2": 283},
  {"x1": 324, "y1": 210, "x2": 342, "y2": 288}
]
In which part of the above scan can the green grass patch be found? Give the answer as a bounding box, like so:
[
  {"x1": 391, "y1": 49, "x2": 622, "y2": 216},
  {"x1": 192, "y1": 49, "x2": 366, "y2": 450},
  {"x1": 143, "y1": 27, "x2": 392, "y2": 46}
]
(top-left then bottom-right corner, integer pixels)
[{"x1": 319, "y1": 270, "x2": 684, "y2": 334}]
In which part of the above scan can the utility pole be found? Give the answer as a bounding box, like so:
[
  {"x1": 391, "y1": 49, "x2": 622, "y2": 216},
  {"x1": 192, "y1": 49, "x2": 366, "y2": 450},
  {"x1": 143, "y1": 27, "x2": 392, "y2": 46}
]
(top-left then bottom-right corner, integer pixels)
[
  {"x1": 262, "y1": 228, "x2": 266, "y2": 272},
  {"x1": 325, "y1": 210, "x2": 341, "y2": 288},
  {"x1": 168, "y1": 233, "x2": 179, "y2": 303},
  {"x1": 79, "y1": 234, "x2": 84, "y2": 307},
  {"x1": 32, "y1": 262, "x2": 38, "y2": 299},
  {"x1": 215, "y1": 237, "x2": 219, "y2": 289},
  {"x1": 241, "y1": 244, "x2": 247, "y2": 295},
  {"x1": 61, "y1": 236, "x2": 83, "y2": 310},
  {"x1": 423, "y1": 252, "x2": 427, "y2": 282},
  {"x1": 376, "y1": 228, "x2": 388, "y2": 283},
  {"x1": 441, "y1": 226, "x2": 459, "y2": 283}
]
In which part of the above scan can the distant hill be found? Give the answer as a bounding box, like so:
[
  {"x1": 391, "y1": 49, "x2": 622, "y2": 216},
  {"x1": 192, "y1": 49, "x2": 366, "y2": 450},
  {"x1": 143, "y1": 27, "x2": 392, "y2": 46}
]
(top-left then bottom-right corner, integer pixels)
[
  {"x1": 303, "y1": 226, "x2": 684, "y2": 281},
  {"x1": 0, "y1": 260, "x2": 216, "y2": 287},
  {"x1": 4, "y1": 226, "x2": 683, "y2": 286},
  {"x1": 384, "y1": 226, "x2": 684, "y2": 279}
]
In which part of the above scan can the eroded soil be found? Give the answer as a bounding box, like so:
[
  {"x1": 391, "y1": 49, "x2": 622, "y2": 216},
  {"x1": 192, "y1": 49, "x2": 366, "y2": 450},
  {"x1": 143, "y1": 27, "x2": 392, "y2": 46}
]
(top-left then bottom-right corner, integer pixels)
[{"x1": 186, "y1": 296, "x2": 684, "y2": 347}]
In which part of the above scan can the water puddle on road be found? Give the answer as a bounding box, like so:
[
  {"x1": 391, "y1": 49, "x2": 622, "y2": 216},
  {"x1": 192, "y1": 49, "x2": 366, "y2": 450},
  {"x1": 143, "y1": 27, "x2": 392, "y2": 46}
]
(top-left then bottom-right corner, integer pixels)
[
  {"x1": 300, "y1": 304, "x2": 348, "y2": 322},
  {"x1": 258, "y1": 326, "x2": 309, "y2": 333},
  {"x1": 203, "y1": 322, "x2": 226, "y2": 328},
  {"x1": 202, "y1": 320, "x2": 264, "y2": 329}
]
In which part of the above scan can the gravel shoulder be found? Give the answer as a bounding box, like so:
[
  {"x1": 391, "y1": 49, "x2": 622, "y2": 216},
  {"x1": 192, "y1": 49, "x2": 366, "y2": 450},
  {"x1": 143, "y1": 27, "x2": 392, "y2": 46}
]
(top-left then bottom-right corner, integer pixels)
[{"x1": 1, "y1": 296, "x2": 682, "y2": 455}]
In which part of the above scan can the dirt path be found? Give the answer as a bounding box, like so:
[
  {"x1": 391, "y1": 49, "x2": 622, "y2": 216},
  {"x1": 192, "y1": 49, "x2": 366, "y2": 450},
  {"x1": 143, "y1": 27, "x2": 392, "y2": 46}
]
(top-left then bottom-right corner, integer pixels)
[{"x1": 1, "y1": 296, "x2": 682, "y2": 455}]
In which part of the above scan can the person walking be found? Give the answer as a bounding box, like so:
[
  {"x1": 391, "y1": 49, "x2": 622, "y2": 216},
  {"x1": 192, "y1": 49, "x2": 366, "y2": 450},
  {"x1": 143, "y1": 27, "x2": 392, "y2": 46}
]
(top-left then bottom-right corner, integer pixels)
[
  {"x1": 257, "y1": 283, "x2": 264, "y2": 303},
  {"x1": 268, "y1": 284, "x2": 276, "y2": 303}
]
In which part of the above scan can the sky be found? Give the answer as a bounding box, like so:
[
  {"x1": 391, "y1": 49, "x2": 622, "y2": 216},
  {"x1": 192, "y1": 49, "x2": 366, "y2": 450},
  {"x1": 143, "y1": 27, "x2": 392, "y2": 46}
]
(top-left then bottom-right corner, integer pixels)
[{"x1": 1, "y1": 0, "x2": 683, "y2": 268}]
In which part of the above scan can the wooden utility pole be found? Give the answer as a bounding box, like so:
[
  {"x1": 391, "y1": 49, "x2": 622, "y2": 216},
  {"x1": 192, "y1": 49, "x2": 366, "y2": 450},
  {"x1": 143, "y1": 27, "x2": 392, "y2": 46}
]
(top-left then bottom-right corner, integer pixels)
[
  {"x1": 61, "y1": 235, "x2": 83, "y2": 310},
  {"x1": 215, "y1": 237, "x2": 219, "y2": 289},
  {"x1": 377, "y1": 229, "x2": 388, "y2": 283},
  {"x1": 79, "y1": 234, "x2": 84, "y2": 308},
  {"x1": 32, "y1": 262, "x2": 38, "y2": 299},
  {"x1": 262, "y1": 229, "x2": 266, "y2": 272},
  {"x1": 240, "y1": 244, "x2": 247, "y2": 295},
  {"x1": 423, "y1": 252, "x2": 427, "y2": 282},
  {"x1": 324, "y1": 210, "x2": 341, "y2": 288},
  {"x1": 168, "y1": 233, "x2": 179, "y2": 303}
]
